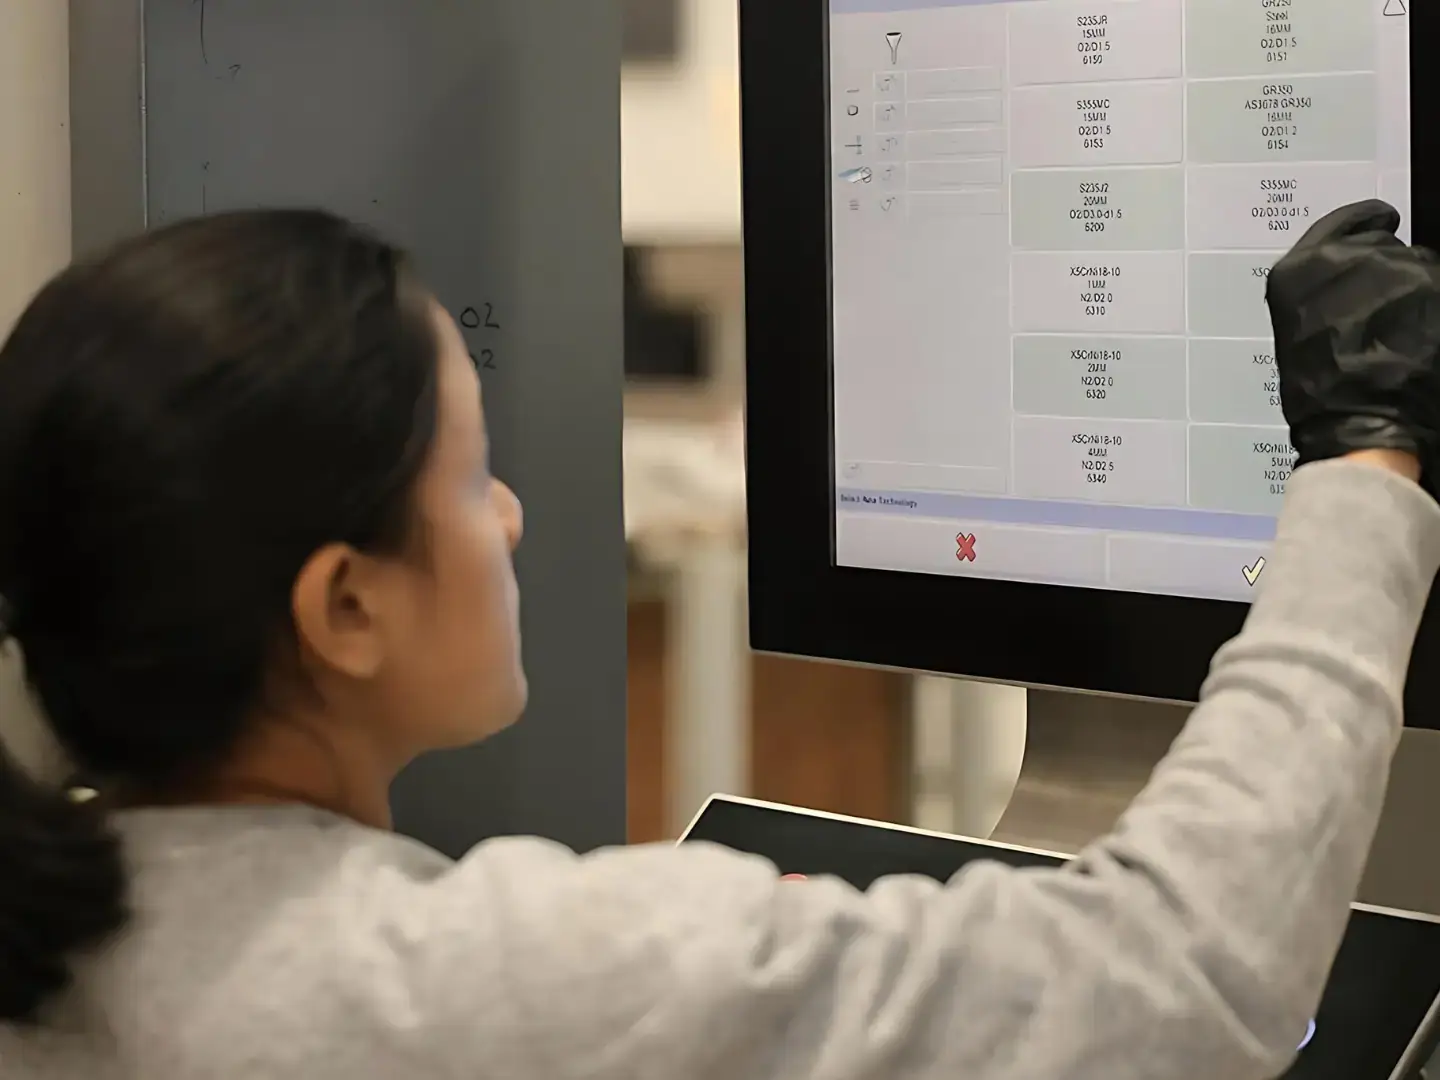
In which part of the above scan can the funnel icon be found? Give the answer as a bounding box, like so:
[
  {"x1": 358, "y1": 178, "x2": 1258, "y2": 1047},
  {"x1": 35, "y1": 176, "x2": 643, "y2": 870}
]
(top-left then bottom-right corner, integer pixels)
[{"x1": 886, "y1": 31, "x2": 902, "y2": 65}]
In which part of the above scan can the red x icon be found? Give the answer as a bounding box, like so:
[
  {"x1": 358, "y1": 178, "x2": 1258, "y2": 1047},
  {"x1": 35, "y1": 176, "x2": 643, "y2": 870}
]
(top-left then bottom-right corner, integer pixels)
[{"x1": 956, "y1": 532, "x2": 977, "y2": 562}]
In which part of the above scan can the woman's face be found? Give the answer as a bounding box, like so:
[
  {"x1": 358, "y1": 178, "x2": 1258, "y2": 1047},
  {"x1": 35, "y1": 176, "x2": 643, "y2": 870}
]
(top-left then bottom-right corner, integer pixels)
[
  {"x1": 286, "y1": 298, "x2": 525, "y2": 766},
  {"x1": 381, "y1": 300, "x2": 527, "y2": 748}
]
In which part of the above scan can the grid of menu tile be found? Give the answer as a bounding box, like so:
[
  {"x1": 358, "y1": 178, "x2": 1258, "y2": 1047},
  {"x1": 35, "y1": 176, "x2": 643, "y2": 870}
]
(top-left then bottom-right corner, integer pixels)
[{"x1": 1006, "y1": 0, "x2": 1382, "y2": 514}]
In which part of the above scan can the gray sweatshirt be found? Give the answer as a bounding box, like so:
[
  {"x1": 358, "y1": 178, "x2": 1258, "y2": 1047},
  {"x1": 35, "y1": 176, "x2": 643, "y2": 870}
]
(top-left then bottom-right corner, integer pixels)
[{"x1": 2, "y1": 459, "x2": 1438, "y2": 1080}]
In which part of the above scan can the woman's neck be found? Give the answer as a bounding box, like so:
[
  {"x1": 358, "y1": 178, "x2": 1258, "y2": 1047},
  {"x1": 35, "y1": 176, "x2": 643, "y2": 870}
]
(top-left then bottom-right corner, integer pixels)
[{"x1": 133, "y1": 715, "x2": 398, "y2": 830}]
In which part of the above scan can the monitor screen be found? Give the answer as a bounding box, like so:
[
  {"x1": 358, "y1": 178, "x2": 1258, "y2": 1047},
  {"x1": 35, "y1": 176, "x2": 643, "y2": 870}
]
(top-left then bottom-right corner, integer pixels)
[
  {"x1": 683, "y1": 796, "x2": 1440, "y2": 1079},
  {"x1": 828, "y1": 0, "x2": 1411, "y2": 603}
]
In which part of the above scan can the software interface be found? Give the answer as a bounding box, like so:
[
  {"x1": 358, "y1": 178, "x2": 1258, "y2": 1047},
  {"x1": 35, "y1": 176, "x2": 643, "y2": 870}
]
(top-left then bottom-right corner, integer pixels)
[{"x1": 829, "y1": 0, "x2": 1411, "y2": 601}]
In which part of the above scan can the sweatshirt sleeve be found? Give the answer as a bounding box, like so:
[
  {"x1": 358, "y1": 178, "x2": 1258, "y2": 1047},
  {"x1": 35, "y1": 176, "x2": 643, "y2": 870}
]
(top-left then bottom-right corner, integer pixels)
[{"x1": 401, "y1": 459, "x2": 1440, "y2": 1080}]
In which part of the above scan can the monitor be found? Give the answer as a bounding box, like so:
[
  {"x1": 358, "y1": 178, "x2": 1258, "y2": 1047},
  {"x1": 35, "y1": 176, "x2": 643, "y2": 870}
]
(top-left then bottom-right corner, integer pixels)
[
  {"x1": 681, "y1": 795, "x2": 1440, "y2": 1080},
  {"x1": 740, "y1": 0, "x2": 1440, "y2": 707}
]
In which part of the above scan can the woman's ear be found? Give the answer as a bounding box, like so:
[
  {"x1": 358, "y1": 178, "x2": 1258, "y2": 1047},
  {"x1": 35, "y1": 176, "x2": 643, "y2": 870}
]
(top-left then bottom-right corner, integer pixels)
[{"x1": 291, "y1": 544, "x2": 389, "y2": 680}]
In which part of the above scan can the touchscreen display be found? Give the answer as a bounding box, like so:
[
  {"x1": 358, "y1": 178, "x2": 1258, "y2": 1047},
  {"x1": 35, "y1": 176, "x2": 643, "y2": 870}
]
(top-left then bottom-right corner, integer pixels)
[
  {"x1": 828, "y1": 0, "x2": 1411, "y2": 602},
  {"x1": 683, "y1": 797, "x2": 1440, "y2": 1079}
]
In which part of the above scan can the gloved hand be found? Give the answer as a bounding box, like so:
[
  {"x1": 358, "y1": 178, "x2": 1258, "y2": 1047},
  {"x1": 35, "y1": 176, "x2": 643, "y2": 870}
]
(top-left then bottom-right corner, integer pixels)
[{"x1": 1265, "y1": 199, "x2": 1440, "y2": 491}]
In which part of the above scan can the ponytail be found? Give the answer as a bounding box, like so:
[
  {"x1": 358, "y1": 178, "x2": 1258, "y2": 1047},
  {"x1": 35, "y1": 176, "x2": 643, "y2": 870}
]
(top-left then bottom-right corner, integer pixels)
[{"x1": 0, "y1": 650, "x2": 127, "y2": 1023}]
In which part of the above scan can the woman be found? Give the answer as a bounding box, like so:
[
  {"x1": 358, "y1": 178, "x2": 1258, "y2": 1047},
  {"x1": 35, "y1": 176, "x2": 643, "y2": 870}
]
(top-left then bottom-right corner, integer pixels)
[{"x1": 0, "y1": 201, "x2": 1437, "y2": 1079}]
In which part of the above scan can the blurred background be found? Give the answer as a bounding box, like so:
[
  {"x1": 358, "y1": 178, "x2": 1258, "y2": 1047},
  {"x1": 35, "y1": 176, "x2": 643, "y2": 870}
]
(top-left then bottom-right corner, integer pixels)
[{"x1": 617, "y1": 0, "x2": 1191, "y2": 852}]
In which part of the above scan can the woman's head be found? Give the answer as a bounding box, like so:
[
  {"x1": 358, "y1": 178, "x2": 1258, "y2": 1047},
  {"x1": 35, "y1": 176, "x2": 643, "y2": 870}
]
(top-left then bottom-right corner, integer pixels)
[{"x1": 0, "y1": 208, "x2": 525, "y2": 1020}]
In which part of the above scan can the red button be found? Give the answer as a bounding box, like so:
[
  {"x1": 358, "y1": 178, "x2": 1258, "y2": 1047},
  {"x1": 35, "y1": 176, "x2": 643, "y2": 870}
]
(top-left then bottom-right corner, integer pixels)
[{"x1": 955, "y1": 532, "x2": 977, "y2": 563}]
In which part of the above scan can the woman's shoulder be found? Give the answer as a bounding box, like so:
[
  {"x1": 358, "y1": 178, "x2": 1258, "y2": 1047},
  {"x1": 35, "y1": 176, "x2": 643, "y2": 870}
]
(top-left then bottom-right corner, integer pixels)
[
  {"x1": 33, "y1": 806, "x2": 594, "y2": 1075},
  {"x1": 113, "y1": 803, "x2": 772, "y2": 919},
  {"x1": 115, "y1": 803, "x2": 459, "y2": 884},
  {"x1": 108, "y1": 806, "x2": 782, "y2": 1012}
]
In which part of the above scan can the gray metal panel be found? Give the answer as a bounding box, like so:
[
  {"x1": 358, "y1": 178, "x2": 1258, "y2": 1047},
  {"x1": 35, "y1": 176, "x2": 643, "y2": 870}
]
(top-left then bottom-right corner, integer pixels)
[
  {"x1": 71, "y1": 0, "x2": 627, "y2": 857},
  {"x1": 1360, "y1": 728, "x2": 1440, "y2": 917},
  {"x1": 1025, "y1": 689, "x2": 1440, "y2": 919},
  {"x1": 68, "y1": 0, "x2": 147, "y2": 257}
]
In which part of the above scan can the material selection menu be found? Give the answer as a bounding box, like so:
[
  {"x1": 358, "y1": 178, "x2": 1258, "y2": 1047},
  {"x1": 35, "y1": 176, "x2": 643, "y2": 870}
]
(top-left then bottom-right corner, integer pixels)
[{"x1": 831, "y1": 0, "x2": 1408, "y2": 519}]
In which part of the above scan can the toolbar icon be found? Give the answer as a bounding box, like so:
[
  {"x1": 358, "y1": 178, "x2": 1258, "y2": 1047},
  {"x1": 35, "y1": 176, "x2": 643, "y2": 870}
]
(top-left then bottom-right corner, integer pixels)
[
  {"x1": 956, "y1": 533, "x2": 977, "y2": 563},
  {"x1": 886, "y1": 31, "x2": 903, "y2": 65},
  {"x1": 1242, "y1": 556, "x2": 1266, "y2": 587},
  {"x1": 1384, "y1": 0, "x2": 1406, "y2": 16}
]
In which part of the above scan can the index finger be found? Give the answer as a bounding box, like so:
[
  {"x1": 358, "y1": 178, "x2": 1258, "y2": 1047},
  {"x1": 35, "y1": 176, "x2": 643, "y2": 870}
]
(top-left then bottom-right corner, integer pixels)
[{"x1": 1290, "y1": 199, "x2": 1401, "y2": 252}]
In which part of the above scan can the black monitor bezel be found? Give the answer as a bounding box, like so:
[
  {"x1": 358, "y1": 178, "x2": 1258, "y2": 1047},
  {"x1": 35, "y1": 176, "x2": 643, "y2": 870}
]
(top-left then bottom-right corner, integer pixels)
[{"x1": 741, "y1": 0, "x2": 1440, "y2": 713}]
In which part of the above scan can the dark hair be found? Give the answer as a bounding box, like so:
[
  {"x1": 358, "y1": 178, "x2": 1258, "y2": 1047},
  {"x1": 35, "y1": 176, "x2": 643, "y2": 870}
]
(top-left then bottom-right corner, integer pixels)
[{"x1": 0, "y1": 209, "x2": 440, "y2": 1022}]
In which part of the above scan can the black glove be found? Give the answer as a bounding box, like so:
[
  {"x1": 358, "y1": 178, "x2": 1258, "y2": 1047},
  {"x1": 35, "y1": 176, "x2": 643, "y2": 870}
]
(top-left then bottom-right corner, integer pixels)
[{"x1": 1265, "y1": 198, "x2": 1440, "y2": 490}]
